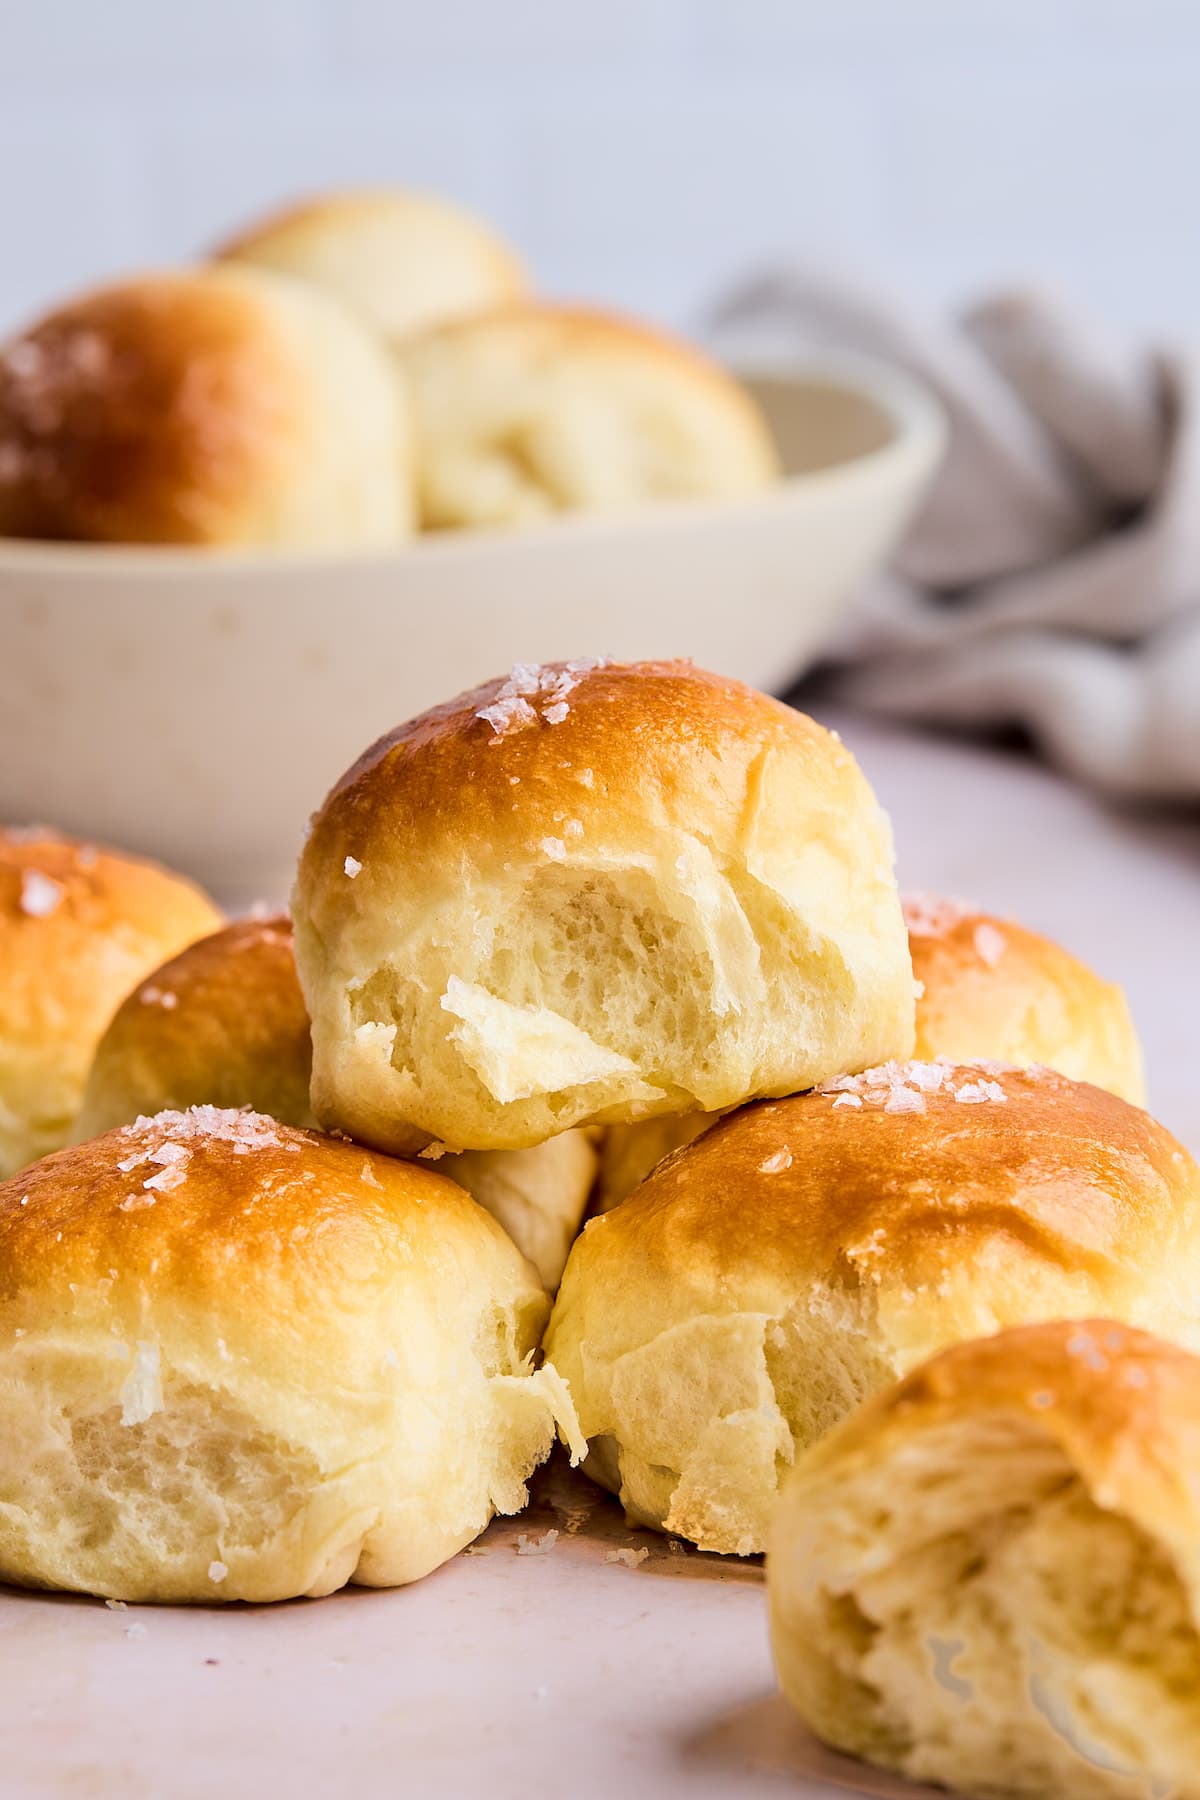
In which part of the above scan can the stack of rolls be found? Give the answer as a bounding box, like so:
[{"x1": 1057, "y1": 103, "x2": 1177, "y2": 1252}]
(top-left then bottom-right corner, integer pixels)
[
  {"x1": 0, "y1": 657, "x2": 918, "y2": 1599},
  {"x1": 0, "y1": 185, "x2": 780, "y2": 549},
  {"x1": 2, "y1": 653, "x2": 1198, "y2": 1800}
]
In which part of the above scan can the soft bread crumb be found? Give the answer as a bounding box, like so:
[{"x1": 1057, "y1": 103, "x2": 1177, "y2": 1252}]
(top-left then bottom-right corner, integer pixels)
[
  {"x1": 441, "y1": 975, "x2": 642, "y2": 1105},
  {"x1": 495, "y1": 1362, "x2": 587, "y2": 1467},
  {"x1": 515, "y1": 1530, "x2": 558, "y2": 1556}
]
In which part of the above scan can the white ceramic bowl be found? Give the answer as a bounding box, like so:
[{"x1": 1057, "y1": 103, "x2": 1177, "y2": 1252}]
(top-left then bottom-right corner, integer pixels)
[{"x1": 0, "y1": 354, "x2": 942, "y2": 903}]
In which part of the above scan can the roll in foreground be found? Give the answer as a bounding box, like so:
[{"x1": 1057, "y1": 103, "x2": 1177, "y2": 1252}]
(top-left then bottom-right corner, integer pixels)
[
  {"x1": 0, "y1": 1109, "x2": 576, "y2": 1602},
  {"x1": 293, "y1": 660, "x2": 915, "y2": 1155},
  {"x1": 544, "y1": 1062, "x2": 1200, "y2": 1553},
  {"x1": 770, "y1": 1321, "x2": 1200, "y2": 1800}
]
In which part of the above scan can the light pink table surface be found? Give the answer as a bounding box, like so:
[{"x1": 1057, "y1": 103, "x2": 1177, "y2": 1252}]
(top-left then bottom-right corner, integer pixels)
[{"x1": 2, "y1": 714, "x2": 1195, "y2": 1800}]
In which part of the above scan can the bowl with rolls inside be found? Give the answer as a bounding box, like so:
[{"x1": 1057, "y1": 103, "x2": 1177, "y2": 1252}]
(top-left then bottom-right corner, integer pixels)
[
  {"x1": 1, "y1": 649, "x2": 1196, "y2": 1800},
  {"x1": 0, "y1": 185, "x2": 943, "y2": 902}
]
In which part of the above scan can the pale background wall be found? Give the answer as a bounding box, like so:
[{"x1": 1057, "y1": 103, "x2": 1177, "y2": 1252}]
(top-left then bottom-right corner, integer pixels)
[{"x1": 2, "y1": 0, "x2": 1198, "y2": 341}]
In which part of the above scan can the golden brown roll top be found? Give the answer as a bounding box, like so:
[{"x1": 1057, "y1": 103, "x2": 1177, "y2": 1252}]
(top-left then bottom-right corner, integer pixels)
[
  {"x1": 215, "y1": 187, "x2": 528, "y2": 344},
  {"x1": 75, "y1": 912, "x2": 595, "y2": 1288},
  {"x1": 544, "y1": 1062, "x2": 1200, "y2": 1554},
  {"x1": 0, "y1": 267, "x2": 410, "y2": 547},
  {"x1": 75, "y1": 914, "x2": 314, "y2": 1138},
  {"x1": 0, "y1": 830, "x2": 222, "y2": 1177},
  {"x1": 906, "y1": 891, "x2": 1146, "y2": 1104},
  {"x1": 293, "y1": 660, "x2": 915, "y2": 1155},
  {"x1": 770, "y1": 1320, "x2": 1200, "y2": 1800},
  {"x1": 0, "y1": 1108, "x2": 578, "y2": 1602},
  {"x1": 399, "y1": 302, "x2": 779, "y2": 530}
]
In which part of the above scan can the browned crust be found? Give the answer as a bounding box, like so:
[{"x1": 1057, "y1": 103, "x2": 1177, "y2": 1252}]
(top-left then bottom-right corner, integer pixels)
[{"x1": 0, "y1": 274, "x2": 307, "y2": 543}]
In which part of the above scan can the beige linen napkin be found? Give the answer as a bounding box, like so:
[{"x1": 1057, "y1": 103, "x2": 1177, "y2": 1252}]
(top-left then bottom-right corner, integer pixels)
[{"x1": 712, "y1": 271, "x2": 1200, "y2": 802}]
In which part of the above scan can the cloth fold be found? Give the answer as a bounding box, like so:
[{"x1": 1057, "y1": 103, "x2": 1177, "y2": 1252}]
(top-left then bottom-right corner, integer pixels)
[{"x1": 711, "y1": 271, "x2": 1200, "y2": 802}]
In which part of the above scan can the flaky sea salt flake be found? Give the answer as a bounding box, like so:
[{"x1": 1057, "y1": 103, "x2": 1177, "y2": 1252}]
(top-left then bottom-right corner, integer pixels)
[
  {"x1": 478, "y1": 695, "x2": 538, "y2": 741},
  {"x1": 909, "y1": 1063, "x2": 949, "y2": 1093},
  {"x1": 605, "y1": 1547, "x2": 649, "y2": 1569},
  {"x1": 120, "y1": 1341, "x2": 163, "y2": 1427},
  {"x1": 884, "y1": 1086, "x2": 926, "y2": 1115},
  {"x1": 954, "y1": 1080, "x2": 1007, "y2": 1105},
  {"x1": 974, "y1": 922, "x2": 1007, "y2": 967},
  {"x1": 19, "y1": 870, "x2": 63, "y2": 918}
]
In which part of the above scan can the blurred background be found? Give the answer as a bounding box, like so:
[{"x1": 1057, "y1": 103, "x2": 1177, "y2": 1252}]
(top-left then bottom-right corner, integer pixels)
[{"x1": 3, "y1": 0, "x2": 1197, "y2": 337}]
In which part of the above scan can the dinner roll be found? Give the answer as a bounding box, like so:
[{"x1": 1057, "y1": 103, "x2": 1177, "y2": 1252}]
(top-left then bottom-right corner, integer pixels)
[
  {"x1": 593, "y1": 893, "x2": 1149, "y2": 1210},
  {"x1": 0, "y1": 830, "x2": 221, "y2": 1178},
  {"x1": 0, "y1": 267, "x2": 410, "y2": 546},
  {"x1": 293, "y1": 660, "x2": 915, "y2": 1155},
  {"x1": 906, "y1": 892, "x2": 1146, "y2": 1104},
  {"x1": 398, "y1": 303, "x2": 780, "y2": 529},
  {"x1": 544, "y1": 1062, "x2": 1200, "y2": 1555},
  {"x1": 76, "y1": 915, "x2": 314, "y2": 1139},
  {"x1": 76, "y1": 914, "x2": 595, "y2": 1288},
  {"x1": 216, "y1": 188, "x2": 527, "y2": 344},
  {"x1": 0, "y1": 1107, "x2": 580, "y2": 1602},
  {"x1": 770, "y1": 1321, "x2": 1200, "y2": 1800}
]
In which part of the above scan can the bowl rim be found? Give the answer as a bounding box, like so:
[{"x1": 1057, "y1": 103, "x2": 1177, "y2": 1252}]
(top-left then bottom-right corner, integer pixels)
[{"x1": 0, "y1": 348, "x2": 945, "y2": 578}]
